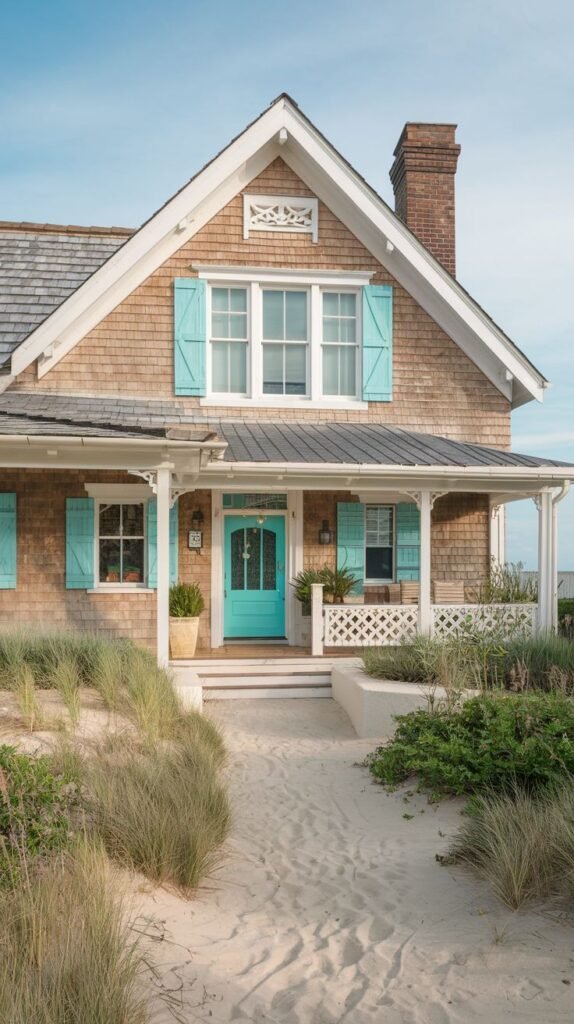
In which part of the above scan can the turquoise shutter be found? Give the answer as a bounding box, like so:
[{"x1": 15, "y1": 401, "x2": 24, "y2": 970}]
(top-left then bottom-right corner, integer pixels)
[
  {"x1": 396, "y1": 502, "x2": 420, "y2": 581},
  {"x1": 0, "y1": 493, "x2": 17, "y2": 589},
  {"x1": 147, "y1": 500, "x2": 178, "y2": 588},
  {"x1": 174, "y1": 278, "x2": 206, "y2": 396},
  {"x1": 66, "y1": 498, "x2": 95, "y2": 589},
  {"x1": 362, "y1": 285, "x2": 393, "y2": 402},
  {"x1": 337, "y1": 502, "x2": 365, "y2": 595}
]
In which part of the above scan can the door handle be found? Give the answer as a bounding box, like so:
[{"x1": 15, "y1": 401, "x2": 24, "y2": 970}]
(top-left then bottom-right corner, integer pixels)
[{"x1": 224, "y1": 589, "x2": 227, "y2": 599}]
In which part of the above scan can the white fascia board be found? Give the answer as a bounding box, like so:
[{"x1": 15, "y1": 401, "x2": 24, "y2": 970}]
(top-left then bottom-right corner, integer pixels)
[
  {"x1": 193, "y1": 265, "x2": 374, "y2": 286},
  {"x1": 11, "y1": 107, "x2": 287, "y2": 378},
  {"x1": 281, "y1": 109, "x2": 546, "y2": 406},
  {"x1": 203, "y1": 460, "x2": 574, "y2": 485}
]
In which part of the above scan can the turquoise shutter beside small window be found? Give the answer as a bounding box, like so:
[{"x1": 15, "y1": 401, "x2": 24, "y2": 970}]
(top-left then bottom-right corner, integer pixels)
[
  {"x1": 65, "y1": 498, "x2": 95, "y2": 589},
  {"x1": 362, "y1": 285, "x2": 393, "y2": 402},
  {"x1": 174, "y1": 278, "x2": 206, "y2": 396},
  {"x1": 336, "y1": 502, "x2": 365, "y2": 595},
  {"x1": 0, "y1": 493, "x2": 17, "y2": 589},
  {"x1": 396, "y1": 502, "x2": 420, "y2": 582},
  {"x1": 147, "y1": 500, "x2": 178, "y2": 588}
]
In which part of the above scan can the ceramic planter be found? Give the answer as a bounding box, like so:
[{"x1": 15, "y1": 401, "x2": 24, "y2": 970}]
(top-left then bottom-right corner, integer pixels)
[{"x1": 169, "y1": 617, "x2": 200, "y2": 659}]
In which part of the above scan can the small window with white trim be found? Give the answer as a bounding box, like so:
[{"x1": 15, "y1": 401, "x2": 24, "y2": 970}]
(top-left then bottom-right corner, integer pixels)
[
  {"x1": 322, "y1": 291, "x2": 358, "y2": 396},
  {"x1": 365, "y1": 505, "x2": 394, "y2": 581},
  {"x1": 262, "y1": 289, "x2": 308, "y2": 396},
  {"x1": 98, "y1": 502, "x2": 145, "y2": 585},
  {"x1": 210, "y1": 286, "x2": 248, "y2": 394}
]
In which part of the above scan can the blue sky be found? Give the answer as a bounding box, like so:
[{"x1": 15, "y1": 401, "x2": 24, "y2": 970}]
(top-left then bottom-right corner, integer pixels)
[{"x1": 1, "y1": 0, "x2": 573, "y2": 568}]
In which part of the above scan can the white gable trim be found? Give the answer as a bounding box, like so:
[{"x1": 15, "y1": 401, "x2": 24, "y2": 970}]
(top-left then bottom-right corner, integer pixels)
[{"x1": 6, "y1": 96, "x2": 546, "y2": 408}]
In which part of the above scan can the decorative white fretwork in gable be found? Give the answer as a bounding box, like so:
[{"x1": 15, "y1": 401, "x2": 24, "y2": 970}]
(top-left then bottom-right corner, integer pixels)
[{"x1": 243, "y1": 194, "x2": 319, "y2": 242}]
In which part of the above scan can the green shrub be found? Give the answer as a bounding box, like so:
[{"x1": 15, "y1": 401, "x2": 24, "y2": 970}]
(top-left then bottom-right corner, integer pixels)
[
  {"x1": 445, "y1": 784, "x2": 574, "y2": 908},
  {"x1": 0, "y1": 745, "x2": 77, "y2": 873},
  {"x1": 169, "y1": 582, "x2": 204, "y2": 618},
  {"x1": 0, "y1": 840, "x2": 149, "y2": 1024},
  {"x1": 85, "y1": 735, "x2": 230, "y2": 893},
  {"x1": 558, "y1": 599, "x2": 574, "y2": 620},
  {"x1": 291, "y1": 569, "x2": 325, "y2": 615},
  {"x1": 366, "y1": 691, "x2": 574, "y2": 797}
]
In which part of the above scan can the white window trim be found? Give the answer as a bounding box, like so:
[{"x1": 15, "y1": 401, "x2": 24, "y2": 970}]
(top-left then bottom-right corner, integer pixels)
[
  {"x1": 93, "y1": 496, "x2": 149, "y2": 591},
  {"x1": 198, "y1": 268, "x2": 374, "y2": 410}
]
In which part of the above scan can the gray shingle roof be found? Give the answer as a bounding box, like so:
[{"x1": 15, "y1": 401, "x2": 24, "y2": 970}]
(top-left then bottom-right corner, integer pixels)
[
  {"x1": 0, "y1": 226, "x2": 131, "y2": 365},
  {"x1": 0, "y1": 392, "x2": 569, "y2": 469}
]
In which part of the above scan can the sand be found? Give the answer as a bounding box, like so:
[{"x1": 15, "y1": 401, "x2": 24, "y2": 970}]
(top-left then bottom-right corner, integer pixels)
[{"x1": 133, "y1": 698, "x2": 574, "y2": 1024}]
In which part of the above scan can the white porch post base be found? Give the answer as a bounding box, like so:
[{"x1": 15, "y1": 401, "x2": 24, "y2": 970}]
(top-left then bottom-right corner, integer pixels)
[
  {"x1": 156, "y1": 464, "x2": 172, "y2": 667},
  {"x1": 418, "y1": 490, "x2": 433, "y2": 636},
  {"x1": 311, "y1": 583, "x2": 324, "y2": 656}
]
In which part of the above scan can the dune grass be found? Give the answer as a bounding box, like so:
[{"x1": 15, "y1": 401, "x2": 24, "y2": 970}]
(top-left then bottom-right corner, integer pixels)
[
  {"x1": 0, "y1": 840, "x2": 149, "y2": 1024},
  {"x1": 13, "y1": 663, "x2": 43, "y2": 732},
  {"x1": 445, "y1": 785, "x2": 574, "y2": 908},
  {"x1": 85, "y1": 734, "x2": 230, "y2": 893}
]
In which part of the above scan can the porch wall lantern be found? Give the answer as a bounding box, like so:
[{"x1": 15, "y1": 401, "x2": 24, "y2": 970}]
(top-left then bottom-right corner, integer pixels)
[
  {"x1": 188, "y1": 509, "x2": 204, "y2": 551},
  {"x1": 319, "y1": 520, "x2": 333, "y2": 545}
]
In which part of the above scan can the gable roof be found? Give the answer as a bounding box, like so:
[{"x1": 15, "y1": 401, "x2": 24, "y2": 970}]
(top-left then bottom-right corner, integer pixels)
[
  {"x1": 0, "y1": 94, "x2": 547, "y2": 408},
  {"x1": 0, "y1": 223, "x2": 132, "y2": 367}
]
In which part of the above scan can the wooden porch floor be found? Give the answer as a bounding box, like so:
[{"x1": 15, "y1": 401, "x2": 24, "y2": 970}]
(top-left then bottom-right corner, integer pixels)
[{"x1": 194, "y1": 645, "x2": 358, "y2": 660}]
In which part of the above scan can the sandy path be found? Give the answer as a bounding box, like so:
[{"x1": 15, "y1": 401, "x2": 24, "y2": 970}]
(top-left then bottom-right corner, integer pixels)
[{"x1": 140, "y1": 699, "x2": 574, "y2": 1023}]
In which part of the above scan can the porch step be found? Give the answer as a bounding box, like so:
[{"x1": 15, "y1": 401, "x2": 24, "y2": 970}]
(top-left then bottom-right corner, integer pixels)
[
  {"x1": 171, "y1": 657, "x2": 335, "y2": 700},
  {"x1": 205, "y1": 685, "x2": 332, "y2": 700}
]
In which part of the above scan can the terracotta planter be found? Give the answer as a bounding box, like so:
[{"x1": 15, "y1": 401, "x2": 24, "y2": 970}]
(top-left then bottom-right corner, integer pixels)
[{"x1": 169, "y1": 617, "x2": 200, "y2": 659}]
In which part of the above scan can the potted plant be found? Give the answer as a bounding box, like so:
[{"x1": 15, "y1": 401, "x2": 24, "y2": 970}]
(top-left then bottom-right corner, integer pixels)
[
  {"x1": 321, "y1": 566, "x2": 359, "y2": 604},
  {"x1": 124, "y1": 564, "x2": 142, "y2": 583},
  {"x1": 106, "y1": 564, "x2": 120, "y2": 583},
  {"x1": 291, "y1": 569, "x2": 326, "y2": 616},
  {"x1": 169, "y1": 582, "x2": 205, "y2": 659}
]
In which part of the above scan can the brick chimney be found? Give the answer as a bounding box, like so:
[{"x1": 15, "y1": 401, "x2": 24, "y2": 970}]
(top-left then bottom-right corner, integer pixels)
[{"x1": 389, "y1": 123, "x2": 461, "y2": 276}]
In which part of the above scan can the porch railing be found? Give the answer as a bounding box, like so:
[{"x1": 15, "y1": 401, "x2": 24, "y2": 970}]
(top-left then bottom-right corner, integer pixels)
[{"x1": 310, "y1": 584, "x2": 538, "y2": 656}]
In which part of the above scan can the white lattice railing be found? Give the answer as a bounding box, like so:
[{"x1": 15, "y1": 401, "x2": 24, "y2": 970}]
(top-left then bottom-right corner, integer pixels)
[
  {"x1": 432, "y1": 604, "x2": 538, "y2": 639},
  {"x1": 323, "y1": 604, "x2": 418, "y2": 648}
]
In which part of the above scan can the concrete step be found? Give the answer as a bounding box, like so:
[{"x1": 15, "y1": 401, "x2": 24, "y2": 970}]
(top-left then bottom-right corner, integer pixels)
[
  {"x1": 205, "y1": 686, "x2": 333, "y2": 700},
  {"x1": 201, "y1": 673, "x2": 331, "y2": 689}
]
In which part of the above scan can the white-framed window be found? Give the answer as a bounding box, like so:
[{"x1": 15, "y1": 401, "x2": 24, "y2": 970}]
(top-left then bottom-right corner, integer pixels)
[
  {"x1": 199, "y1": 268, "x2": 373, "y2": 408},
  {"x1": 322, "y1": 291, "x2": 358, "y2": 397},
  {"x1": 262, "y1": 288, "x2": 308, "y2": 396},
  {"x1": 210, "y1": 286, "x2": 248, "y2": 394},
  {"x1": 97, "y1": 501, "x2": 146, "y2": 587},
  {"x1": 365, "y1": 505, "x2": 394, "y2": 582}
]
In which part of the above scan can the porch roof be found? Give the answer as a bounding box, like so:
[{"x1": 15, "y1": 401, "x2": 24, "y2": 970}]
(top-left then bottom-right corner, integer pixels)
[{"x1": 0, "y1": 391, "x2": 569, "y2": 471}]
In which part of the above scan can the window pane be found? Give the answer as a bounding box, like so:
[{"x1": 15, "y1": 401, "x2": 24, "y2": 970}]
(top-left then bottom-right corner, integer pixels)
[
  {"x1": 339, "y1": 346, "x2": 356, "y2": 395},
  {"x1": 340, "y1": 293, "x2": 356, "y2": 316},
  {"x1": 100, "y1": 539, "x2": 121, "y2": 583},
  {"x1": 263, "y1": 530, "x2": 276, "y2": 590},
  {"x1": 286, "y1": 291, "x2": 307, "y2": 340},
  {"x1": 211, "y1": 312, "x2": 229, "y2": 339},
  {"x1": 122, "y1": 539, "x2": 144, "y2": 583},
  {"x1": 323, "y1": 346, "x2": 339, "y2": 395},
  {"x1": 340, "y1": 317, "x2": 356, "y2": 343},
  {"x1": 246, "y1": 527, "x2": 261, "y2": 590},
  {"x1": 212, "y1": 341, "x2": 229, "y2": 391},
  {"x1": 212, "y1": 287, "x2": 228, "y2": 312},
  {"x1": 323, "y1": 292, "x2": 339, "y2": 316},
  {"x1": 100, "y1": 504, "x2": 120, "y2": 536},
  {"x1": 231, "y1": 529, "x2": 245, "y2": 590},
  {"x1": 229, "y1": 313, "x2": 247, "y2": 340},
  {"x1": 263, "y1": 344, "x2": 284, "y2": 394},
  {"x1": 122, "y1": 503, "x2": 144, "y2": 537},
  {"x1": 323, "y1": 317, "x2": 340, "y2": 343},
  {"x1": 229, "y1": 342, "x2": 247, "y2": 393},
  {"x1": 366, "y1": 506, "x2": 393, "y2": 546},
  {"x1": 263, "y1": 291, "x2": 284, "y2": 340},
  {"x1": 285, "y1": 345, "x2": 306, "y2": 395},
  {"x1": 229, "y1": 288, "x2": 247, "y2": 312},
  {"x1": 366, "y1": 547, "x2": 393, "y2": 580}
]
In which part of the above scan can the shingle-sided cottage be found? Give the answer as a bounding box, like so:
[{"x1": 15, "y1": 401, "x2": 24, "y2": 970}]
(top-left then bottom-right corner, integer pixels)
[{"x1": 0, "y1": 95, "x2": 571, "y2": 674}]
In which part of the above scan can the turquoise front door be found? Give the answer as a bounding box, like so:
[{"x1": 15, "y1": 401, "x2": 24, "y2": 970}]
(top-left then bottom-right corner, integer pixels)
[{"x1": 224, "y1": 515, "x2": 286, "y2": 638}]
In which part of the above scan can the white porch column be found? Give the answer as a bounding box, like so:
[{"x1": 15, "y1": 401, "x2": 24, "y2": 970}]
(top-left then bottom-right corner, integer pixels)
[
  {"x1": 537, "y1": 489, "x2": 553, "y2": 633},
  {"x1": 489, "y1": 504, "x2": 506, "y2": 566},
  {"x1": 418, "y1": 490, "x2": 433, "y2": 636},
  {"x1": 156, "y1": 464, "x2": 172, "y2": 667},
  {"x1": 311, "y1": 583, "x2": 324, "y2": 657}
]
